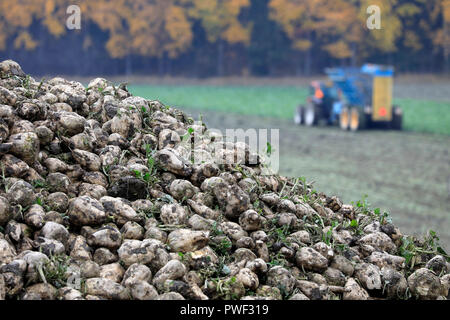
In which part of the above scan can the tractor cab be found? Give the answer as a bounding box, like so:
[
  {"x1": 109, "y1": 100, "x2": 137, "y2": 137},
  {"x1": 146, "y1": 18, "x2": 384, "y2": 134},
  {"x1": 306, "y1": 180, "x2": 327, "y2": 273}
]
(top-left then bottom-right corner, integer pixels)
[{"x1": 295, "y1": 80, "x2": 342, "y2": 126}]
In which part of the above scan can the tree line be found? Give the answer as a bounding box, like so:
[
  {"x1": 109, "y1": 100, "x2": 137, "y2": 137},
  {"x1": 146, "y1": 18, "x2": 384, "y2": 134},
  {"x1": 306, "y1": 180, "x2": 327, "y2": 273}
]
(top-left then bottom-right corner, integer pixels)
[{"x1": 0, "y1": 0, "x2": 449, "y2": 76}]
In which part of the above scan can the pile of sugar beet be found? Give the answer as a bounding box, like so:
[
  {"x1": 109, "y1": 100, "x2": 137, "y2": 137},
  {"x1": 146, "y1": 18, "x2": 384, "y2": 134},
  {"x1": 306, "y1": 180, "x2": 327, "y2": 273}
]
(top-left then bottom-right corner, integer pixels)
[{"x1": 0, "y1": 60, "x2": 449, "y2": 301}]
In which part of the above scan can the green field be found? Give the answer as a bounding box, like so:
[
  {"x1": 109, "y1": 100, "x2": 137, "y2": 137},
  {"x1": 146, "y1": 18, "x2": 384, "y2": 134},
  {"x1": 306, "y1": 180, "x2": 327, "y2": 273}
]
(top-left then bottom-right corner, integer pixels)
[{"x1": 130, "y1": 85, "x2": 450, "y2": 135}]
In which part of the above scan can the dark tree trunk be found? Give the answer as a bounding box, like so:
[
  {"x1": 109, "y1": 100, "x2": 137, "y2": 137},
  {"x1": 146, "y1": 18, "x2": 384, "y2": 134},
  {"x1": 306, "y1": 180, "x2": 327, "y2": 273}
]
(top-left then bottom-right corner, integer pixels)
[
  {"x1": 304, "y1": 48, "x2": 311, "y2": 76},
  {"x1": 303, "y1": 32, "x2": 312, "y2": 75},
  {"x1": 295, "y1": 52, "x2": 303, "y2": 76},
  {"x1": 158, "y1": 56, "x2": 164, "y2": 76},
  {"x1": 125, "y1": 54, "x2": 132, "y2": 76},
  {"x1": 351, "y1": 43, "x2": 357, "y2": 67},
  {"x1": 217, "y1": 40, "x2": 224, "y2": 76},
  {"x1": 166, "y1": 54, "x2": 172, "y2": 75}
]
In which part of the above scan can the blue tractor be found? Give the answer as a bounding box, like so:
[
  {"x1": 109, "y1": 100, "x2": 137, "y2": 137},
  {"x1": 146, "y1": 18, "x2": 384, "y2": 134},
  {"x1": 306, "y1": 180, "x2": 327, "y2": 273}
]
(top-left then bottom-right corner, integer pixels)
[{"x1": 294, "y1": 64, "x2": 403, "y2": 131}]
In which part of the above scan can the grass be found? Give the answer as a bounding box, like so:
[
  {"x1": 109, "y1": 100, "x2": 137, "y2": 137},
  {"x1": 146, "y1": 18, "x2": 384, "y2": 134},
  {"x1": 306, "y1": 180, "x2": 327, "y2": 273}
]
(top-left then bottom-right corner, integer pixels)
[
  {"x1": 130, "y1": 85, "x2": 308, "y2": 120},
  {"x1": 398, "y1": 99, "x2": 450, "y2": 135},
  {"x1": 38, "y1": 254, "x2": 71, "y2": 289},
  {"x1": 129, "y1": 85, "x2": 450, "y2": 135}
]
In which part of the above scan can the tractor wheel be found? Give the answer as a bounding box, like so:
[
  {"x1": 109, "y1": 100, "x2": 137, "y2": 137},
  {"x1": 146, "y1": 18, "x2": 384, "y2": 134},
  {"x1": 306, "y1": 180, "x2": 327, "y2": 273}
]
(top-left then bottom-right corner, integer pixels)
[
  {"x1": 391, "y1": 106, "x2": 403, "y2": 130},
  {"x1": 364, "y1": 106, "x2": 373, "y2": 129},
  {"x1": 349, "y1": 107, "x2": 367, "y2": 132},
  {"x1": 304, "y1": 103, "x2": 320, "y2": 126},
  {"x1": 294, "y1": 105, "x2": 305, "y2": 125},
  {"x1": 340, "y1": 107, "x2": 350, "y2": 130}
]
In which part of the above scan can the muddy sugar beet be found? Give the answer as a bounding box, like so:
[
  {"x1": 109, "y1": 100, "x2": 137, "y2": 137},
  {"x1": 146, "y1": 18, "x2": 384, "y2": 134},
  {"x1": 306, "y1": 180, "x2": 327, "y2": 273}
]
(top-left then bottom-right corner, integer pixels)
[{"x1": 0, "y1": 60, "x2": 449, "y2": 300}]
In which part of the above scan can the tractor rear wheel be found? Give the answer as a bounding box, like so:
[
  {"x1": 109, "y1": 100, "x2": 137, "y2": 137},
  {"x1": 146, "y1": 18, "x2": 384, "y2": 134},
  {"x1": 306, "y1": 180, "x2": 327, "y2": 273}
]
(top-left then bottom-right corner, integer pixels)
[
  {"x1": 294, "y1": 105, "x2": 305, "y2": 125},
  {"x1": 391, "y1": 106, "x2": 403, "y2": 130},
  {"x1": 349, "y1": 107, "x2": 367, "y2": 132},
  {"x1": 340, "y1": 107, "x2": 350, "y2": 130},
  {"x1": 304, "y1": 103, "x2": 320, "y2": 126}
]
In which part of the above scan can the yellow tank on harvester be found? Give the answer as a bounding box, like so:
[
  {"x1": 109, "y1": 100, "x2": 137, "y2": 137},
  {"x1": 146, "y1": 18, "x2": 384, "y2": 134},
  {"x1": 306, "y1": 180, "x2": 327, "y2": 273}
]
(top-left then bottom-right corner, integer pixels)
[
  {"x1": 372, "y1": 74, "x2": 393, "y2": 122},
  {"x1": 294, "y1": 64, "x2": 402, "y2": 131}
]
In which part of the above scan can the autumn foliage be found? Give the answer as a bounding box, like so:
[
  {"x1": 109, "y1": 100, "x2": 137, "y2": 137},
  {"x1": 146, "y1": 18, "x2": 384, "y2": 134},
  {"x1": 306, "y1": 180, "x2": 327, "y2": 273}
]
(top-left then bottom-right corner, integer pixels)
[{"x1": 0, "y1": 0, "x2": 449, "y2": 75}]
